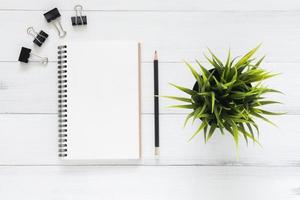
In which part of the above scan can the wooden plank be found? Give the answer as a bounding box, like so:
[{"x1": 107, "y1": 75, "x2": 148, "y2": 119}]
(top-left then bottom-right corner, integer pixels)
[
  {"x1": 0, "y1": 62, "x2": 57, "y2": 113},
  {"x1": 0, "y1": 114, "x2": 299, "y2": 165},
  {"x1": 0, "y1": 62, "x2": 298, "y2": 114},
  {"x1": 0, "y1": 166, "x2": 299, "y2": 200},
  {"x1": 1, "y1": 11, "x2": 300, "y2": 62},
  {"x1": 0, "y1": 0, "x2": 300, "y2": 11}
]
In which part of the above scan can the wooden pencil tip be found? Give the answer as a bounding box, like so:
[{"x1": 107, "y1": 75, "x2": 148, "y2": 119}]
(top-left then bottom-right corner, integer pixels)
[
  {"x1": 155, "y1": 147, "x2": 160, "y2": 156},
  {"x1": 154, "y1": 51, "x2": 158, "y2": 60}
]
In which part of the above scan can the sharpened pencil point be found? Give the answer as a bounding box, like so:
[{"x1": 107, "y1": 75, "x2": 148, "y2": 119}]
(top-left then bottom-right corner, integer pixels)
[
  {"x1": 155, "y1": 147, "x2": 160, "y2": 156},
  {"x1": 154, "y1": 51, "x2": 158, "y2": 60}
]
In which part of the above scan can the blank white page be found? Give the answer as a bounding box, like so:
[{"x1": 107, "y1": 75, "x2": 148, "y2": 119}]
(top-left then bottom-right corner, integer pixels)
[{"x1": 63, "y1": 41, "x2": 141, "y2": 160}]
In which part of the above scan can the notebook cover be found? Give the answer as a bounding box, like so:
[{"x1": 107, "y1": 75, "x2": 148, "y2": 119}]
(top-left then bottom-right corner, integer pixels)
[{"x1": 58, "y1": 41, "x2": 141, "y2": 160}]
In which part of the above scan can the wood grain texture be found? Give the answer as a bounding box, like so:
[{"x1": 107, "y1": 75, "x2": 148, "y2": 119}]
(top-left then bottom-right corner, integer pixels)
[
  {"x1": 0, "y1": 114, "x2": 299, "y2": 166},
  {"x1": 0, "y1": 11, "x2": 300, "y2": 62},
  {"x1": 0, "y1": 0, "x2": 300, "y2": 11},
  {"x1": 0, "y1": 166, "x2": 300, "y2": 200}
]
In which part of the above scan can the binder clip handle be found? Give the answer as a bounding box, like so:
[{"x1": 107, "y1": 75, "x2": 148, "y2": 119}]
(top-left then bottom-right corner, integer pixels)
[
  {"x1": 27, "y1": 27, "x2": 38, "y2": 38},
  {"x1": 74, "y1": 5, "x2": 83, "y2": 18},
  {"x1": 30, "y1": 53, "x2": 49, "y2": 65},
  {"x1": 53, "y1": 21, "x2": 67, "y2": 38}
]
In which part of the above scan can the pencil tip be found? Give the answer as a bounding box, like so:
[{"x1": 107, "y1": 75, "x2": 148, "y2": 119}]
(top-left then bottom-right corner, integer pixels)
[
  {"x1": 155, "y1": 147, "x2": 160, "y2": 156},
  {"x1": 154, "y1": 51, "x2": 158, "y2": 60}
]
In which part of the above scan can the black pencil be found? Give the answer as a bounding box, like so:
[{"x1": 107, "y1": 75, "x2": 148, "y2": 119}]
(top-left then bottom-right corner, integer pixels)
[{"x1": 154, "y1": 51, "x2": 160, "y2": 156}]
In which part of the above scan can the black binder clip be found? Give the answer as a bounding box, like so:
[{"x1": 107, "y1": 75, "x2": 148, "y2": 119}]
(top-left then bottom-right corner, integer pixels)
[
  {"x1": 18, "y1": 47, "x2": 48, "y2": 65},
  {"x1": 71, "y1": 5, "x2": 87, "y2": 26},
  {"x1": 44, "y1": 8, "x2": 67, "y2": 38},
  {"x1": 27, "y1": 27, "x2": 48, "y2": 47}
]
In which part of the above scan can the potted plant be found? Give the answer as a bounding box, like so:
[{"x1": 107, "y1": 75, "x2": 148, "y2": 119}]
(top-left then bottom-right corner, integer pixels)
[{"x1": 165, "y1": 45, "x2": 283, "y2": 153}]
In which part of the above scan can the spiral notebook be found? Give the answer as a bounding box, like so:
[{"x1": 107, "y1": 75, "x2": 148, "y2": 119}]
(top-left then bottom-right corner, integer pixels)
[{"x1": 57, "y1": 41, "x2": 141, "y2": 160}]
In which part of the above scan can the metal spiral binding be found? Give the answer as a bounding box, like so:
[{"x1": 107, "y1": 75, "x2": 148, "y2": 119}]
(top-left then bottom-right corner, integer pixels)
[{"x1": 57, "y1": 45, "x2": 68, "y2": 157}]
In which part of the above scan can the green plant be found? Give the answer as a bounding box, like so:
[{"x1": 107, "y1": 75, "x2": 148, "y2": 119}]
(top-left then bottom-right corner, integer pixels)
[{"x1": 165, "y1": 45, "x2": 283, "y2": 152}]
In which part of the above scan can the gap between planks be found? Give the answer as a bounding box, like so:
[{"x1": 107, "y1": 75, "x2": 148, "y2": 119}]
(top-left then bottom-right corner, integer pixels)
[
  {"x1": 0, "y1": 164, "x2": 299, "y2": 167},
  {"x1": 0, "y1": 9, "x2": 300, "y2": 13},
  {"x1": 1, "y1": 60, "x2": 300, "y2": 64},
  {"x1": 0, "y1": 113, "x2": 298, "y2": 115}
]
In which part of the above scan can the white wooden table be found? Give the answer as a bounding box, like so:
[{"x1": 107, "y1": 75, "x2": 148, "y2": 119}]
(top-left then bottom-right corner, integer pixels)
[{"x1": 1, "y1": 0, "x2": 300, "y2": 199}]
